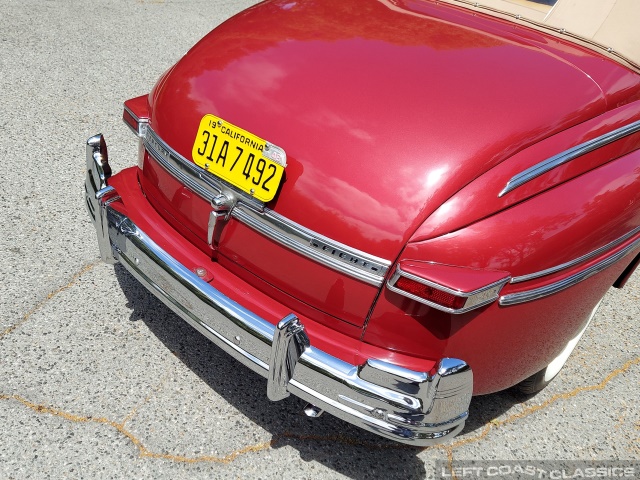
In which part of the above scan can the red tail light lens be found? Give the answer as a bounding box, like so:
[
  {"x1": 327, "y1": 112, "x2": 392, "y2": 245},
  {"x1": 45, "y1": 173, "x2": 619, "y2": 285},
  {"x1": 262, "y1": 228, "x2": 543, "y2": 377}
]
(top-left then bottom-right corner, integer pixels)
[
  {"x1": 123, "y1": 95, "x2": 149, "y2": 137},
  {"x1": 123, "y1": 95, "x2": 150, "y2": 171},
  {"x1": 123, "y1": 107, "x2": 143, "y2": 135},
  {"x1": 387, "y1": 261, "x2": 510, "y2": 314},
  {"x1": 394, "y1": 276, "x2": 467, "y2": 310}
]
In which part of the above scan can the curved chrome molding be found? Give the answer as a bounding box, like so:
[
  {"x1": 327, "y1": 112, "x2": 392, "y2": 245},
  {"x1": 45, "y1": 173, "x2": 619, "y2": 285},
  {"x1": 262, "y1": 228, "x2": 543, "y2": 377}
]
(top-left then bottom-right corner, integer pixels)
[
  {"x1": 499, "y1": 120, "x2": 640, "y2": 197},
  {"x1": 144, "y1": 128, "x2": 243, "y2": 206},
  {"x1": 387, "y1": 265, "x2": 509, "y2": 314},
  {"x1": 233, "y1": 207, "x2": 390, "y2": 286},
  {"x1": 143, "y1": 128, "x2": 391, "y2": 286},
  {"x1": 511, "y1": 226, "x2": 640, "y2": 284},
  {"x1": 500, "y1": 236, "x2": 640, "y2": 306}
]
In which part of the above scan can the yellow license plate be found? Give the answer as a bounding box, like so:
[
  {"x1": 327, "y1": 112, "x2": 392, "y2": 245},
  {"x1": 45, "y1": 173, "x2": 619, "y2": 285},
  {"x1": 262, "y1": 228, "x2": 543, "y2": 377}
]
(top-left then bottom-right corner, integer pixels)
[{"x1": 191, "y1": 114, "x2": 286, "y2": 203}]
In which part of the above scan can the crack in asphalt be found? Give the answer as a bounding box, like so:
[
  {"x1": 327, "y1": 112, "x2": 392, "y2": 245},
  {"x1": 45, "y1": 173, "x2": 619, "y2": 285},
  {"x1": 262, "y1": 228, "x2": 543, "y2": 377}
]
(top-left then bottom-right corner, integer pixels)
[
  {"x1": 0, "y1": 356, "x2": 637, "y2": 467},
  {"x1": 444, "y1": 356, "x2": 640, "y2": 478},
  {"x1": 0, "y1": 393, "x2": 272, "y2": 464},
  {"x1": 0, "y1": 261, "x2": 99, "y2": 340}
]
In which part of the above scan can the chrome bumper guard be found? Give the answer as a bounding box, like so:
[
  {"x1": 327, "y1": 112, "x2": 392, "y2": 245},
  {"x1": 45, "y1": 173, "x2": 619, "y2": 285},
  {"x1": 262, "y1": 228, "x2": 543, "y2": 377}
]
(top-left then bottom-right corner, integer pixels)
[{"x1": 84, "y1": 134, "x2": 473, "y2": 445}]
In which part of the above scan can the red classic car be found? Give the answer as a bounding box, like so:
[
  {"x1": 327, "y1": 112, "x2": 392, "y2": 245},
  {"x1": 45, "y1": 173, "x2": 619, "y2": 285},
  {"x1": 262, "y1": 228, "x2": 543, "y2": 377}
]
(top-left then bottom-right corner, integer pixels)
[{"x1": 85, "y1": 0, "x2": 640, "y2": 445}]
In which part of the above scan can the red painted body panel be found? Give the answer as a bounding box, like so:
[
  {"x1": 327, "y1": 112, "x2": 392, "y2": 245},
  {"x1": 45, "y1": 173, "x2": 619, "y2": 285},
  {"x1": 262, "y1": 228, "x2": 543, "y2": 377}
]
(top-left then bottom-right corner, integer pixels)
[
  {"x1": 216, "y1": 253, "x2": 364, "y2": 339},
  {"x1": 139, "y1": 151, "x2": 379, "y2": 329},
  {"x1": 218, "y1": 221, "x2": 379, "y2": 327},
  {"x1": 366, "y1": 263, "x2": 624, "y2": 394},
  {"x1": 140, "y1": 151, "x2": 214, "y2": 255},
  {"x1": 123, "y1": 95, "x2": 149, "y2": 121},
  {"x1": 404, "y1": 153, "x2": 640, "y2": 278}
]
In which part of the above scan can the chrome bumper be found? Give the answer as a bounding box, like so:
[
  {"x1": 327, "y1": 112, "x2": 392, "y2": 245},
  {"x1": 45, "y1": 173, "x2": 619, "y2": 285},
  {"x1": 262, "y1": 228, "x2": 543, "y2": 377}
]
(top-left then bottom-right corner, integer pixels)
[{"x1": 84, "y1": 134, "x2": 473, "y2": 446}]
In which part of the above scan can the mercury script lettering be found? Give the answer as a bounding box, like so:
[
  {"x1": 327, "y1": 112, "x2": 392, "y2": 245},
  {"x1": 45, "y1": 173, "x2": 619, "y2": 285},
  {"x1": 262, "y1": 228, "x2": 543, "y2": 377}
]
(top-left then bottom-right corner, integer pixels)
[{"x1": 309, "y1": 239, "x2": 382, "y2": 274}]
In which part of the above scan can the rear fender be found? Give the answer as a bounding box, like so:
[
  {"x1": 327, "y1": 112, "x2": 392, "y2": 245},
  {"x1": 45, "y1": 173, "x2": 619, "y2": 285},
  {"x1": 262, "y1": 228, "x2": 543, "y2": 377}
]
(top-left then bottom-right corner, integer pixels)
[{"x1": 364, "y1": 150, "x2": 640, "y2": 394}]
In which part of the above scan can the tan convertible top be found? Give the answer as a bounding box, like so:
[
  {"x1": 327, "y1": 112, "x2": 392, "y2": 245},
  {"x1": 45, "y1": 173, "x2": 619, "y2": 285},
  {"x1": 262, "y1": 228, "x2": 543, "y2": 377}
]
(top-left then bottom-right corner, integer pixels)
[{"x1": 438, "y1": 0, "x2": 640, "y2": 72}]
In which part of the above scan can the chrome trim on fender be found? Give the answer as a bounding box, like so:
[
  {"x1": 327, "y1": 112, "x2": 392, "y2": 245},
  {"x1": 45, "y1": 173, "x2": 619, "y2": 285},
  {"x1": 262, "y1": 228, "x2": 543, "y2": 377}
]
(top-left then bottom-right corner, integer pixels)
[
  {"x1": 499, "y1": 120, "x2": 640, "y2": 197},
  {"x1": 143, "y1": 128, "x2": 391, "y2": 286},
  {"x1": 500, "y1": 236, "x2": 640, "y2": 306},
  {"x1": 387, "y1": 265, "x2": 509, "y2": 314},
  {"x1": 84, "y1": 134, "x2": 473, "y2": 445},
  {"x1": 511, "y1": 226, "x2": 640, "y2": 284}
]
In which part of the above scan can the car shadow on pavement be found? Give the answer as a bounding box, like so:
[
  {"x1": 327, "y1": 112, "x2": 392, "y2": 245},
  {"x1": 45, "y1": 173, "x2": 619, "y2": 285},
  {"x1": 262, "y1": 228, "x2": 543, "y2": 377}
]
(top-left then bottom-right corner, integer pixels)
[
  {"x1": 114, "y1": 265, "x2": 519, "y2": 478},
  {"x1": 462, "y1": 390, "x2": 526, "y2": 434}
]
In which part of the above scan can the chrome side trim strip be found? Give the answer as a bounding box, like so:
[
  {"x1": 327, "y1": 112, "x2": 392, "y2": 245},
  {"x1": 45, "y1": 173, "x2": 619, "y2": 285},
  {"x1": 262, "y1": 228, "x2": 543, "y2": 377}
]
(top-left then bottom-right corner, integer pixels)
[
  {"x1": 143, "y1": 128, "x2": 391, "y2": 286},
  {"x1": 233, "y1": 206, "x2": 390, "y2": 286},
  {"x1": 144, "y1": 128, "x2": 226, "y2": 204},
  {"x1": 500, "y1": 237, "x2": 640, "y2": 306},
  {"x1": 499, "y1": 120, "x2": 640, "y2": 197},
  {"x1": 387, "y1": 265, "x2": 509, "y2": 314},
  {"x1": 511, "y1": 226, "x2": 640, "y2": 284}
]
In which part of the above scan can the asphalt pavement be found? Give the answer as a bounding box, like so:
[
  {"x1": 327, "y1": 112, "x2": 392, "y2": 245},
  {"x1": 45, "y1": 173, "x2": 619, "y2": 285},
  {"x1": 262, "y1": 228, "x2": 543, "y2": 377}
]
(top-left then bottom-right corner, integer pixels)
[{"x1": 0, "y1": 1, "x2": 638, "y2": 478}]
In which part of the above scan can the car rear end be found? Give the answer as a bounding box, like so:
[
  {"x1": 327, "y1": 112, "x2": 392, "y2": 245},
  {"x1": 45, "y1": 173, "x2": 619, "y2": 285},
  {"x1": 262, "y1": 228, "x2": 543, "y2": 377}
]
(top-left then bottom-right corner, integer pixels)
[{"x1": 85, "y1": 0, "x2": 640, "y2": 445}]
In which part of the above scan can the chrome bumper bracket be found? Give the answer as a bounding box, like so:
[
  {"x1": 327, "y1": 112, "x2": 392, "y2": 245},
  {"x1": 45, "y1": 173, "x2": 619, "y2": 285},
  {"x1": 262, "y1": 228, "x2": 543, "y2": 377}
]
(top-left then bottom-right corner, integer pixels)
[
  {"x1": 85, "y1": 134, "x2": 117, "y2": 264},
  {"x1": 267, "y1": 314, "x2": 310, "y2": 401}
]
